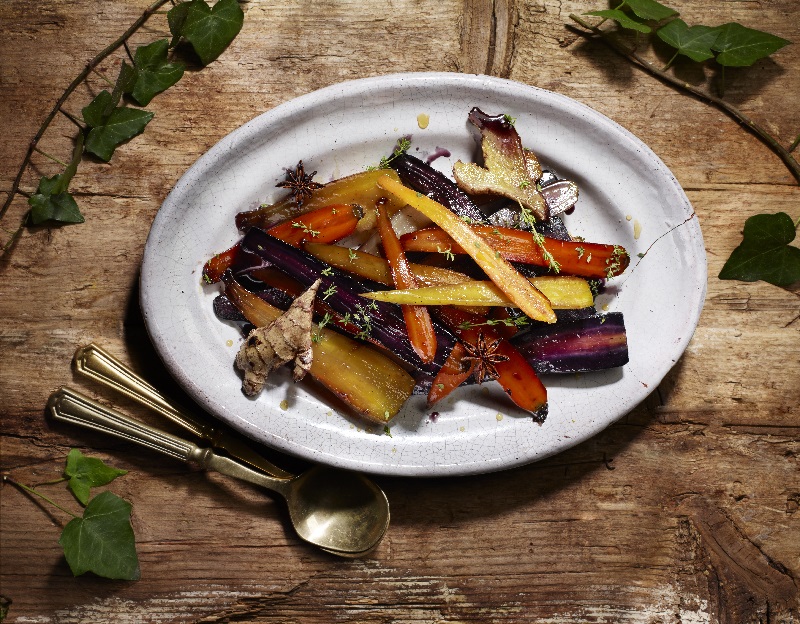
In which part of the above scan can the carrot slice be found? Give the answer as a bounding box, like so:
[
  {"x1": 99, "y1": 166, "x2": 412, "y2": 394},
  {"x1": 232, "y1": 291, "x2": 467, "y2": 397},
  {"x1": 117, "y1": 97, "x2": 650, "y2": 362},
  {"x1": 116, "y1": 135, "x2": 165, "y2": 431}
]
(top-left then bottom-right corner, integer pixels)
[
  {"x1": 377, "y1": 175, "x2": 556, "y2": 324},
  {"x1": 436, "y1": 306, "x2": 548, "y2": 416},
  {"x1": 267, "y1": 203, "x2": 362, "y2": 247},
  {"x1": 361, "y1": 276, "x2": 594, "y2": 309},
  {"x1": 427, "y1": 342, "x2": 476, "y2": 406},
  {"x1": 376, "y1": 203, "x2": 437, "y2": 363},
  {"x1": 202, "y1": 242, "x2": 240, "y2": 284},
  {"x1": 401, "y1": 225, "x2": 630, "y2": 279},
  {"x1": 223, "y1": 273, "x2": 414, "y2": 423},
  {"x1": 305, "y1": 242, "x2": 472, "y2": 287}
]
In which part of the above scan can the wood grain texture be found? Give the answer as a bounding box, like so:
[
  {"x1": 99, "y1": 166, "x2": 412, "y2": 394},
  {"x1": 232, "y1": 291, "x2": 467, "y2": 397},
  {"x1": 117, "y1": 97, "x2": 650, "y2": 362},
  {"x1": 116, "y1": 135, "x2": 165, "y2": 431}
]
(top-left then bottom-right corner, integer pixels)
[{"x1": 1, "y1": 0, "x2": 798, "y2": 622}]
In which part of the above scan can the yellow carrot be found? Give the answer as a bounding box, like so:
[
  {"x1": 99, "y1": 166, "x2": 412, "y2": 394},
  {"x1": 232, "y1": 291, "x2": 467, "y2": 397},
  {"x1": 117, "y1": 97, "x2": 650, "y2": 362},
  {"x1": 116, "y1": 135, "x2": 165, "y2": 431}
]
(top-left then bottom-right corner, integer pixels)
[
  {"x1": 376, "y1": 175, "x2": 557, "y2": 323},
  {"x1": 361, "y1": 276, "x2": 593, "y2": 309}
]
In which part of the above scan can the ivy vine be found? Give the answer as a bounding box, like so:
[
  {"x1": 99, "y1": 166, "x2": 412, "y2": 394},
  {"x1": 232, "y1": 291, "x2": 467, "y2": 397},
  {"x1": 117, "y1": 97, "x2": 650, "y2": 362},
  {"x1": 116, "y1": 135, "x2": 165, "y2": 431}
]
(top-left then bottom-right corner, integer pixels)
[
  {"x1": 1, "y1": 0, "x2": 244, "y2": 255},
  {"x1": 569, "y1": 0, "x2": 799, "y2": 287}
]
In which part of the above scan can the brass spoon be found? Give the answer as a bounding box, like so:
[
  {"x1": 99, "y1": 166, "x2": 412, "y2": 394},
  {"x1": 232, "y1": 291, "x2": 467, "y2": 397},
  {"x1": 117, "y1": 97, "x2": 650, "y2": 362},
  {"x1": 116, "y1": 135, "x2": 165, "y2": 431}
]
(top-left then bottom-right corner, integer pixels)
[{"x1": 48, "y1": 387, "x2": 390, "y2": 556}]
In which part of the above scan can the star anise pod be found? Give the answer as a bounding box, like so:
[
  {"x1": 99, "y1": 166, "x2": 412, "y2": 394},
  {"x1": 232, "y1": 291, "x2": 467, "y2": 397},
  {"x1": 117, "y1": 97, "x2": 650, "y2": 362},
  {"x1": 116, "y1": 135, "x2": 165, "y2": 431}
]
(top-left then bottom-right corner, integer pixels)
[
  {"x1": 461, "y1": 332, "x2": 509, "y2": 384},
  {"x1": 276, "y1": 160, "x2": 323, "y2": 206}
]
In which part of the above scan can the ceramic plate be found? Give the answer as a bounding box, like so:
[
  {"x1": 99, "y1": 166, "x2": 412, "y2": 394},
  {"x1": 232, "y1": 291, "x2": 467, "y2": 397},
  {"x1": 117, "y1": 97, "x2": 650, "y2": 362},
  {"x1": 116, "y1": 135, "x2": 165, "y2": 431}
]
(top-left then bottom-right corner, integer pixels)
[{"x1": 140, "y1": 73, "x2": 706, "y2": 477}]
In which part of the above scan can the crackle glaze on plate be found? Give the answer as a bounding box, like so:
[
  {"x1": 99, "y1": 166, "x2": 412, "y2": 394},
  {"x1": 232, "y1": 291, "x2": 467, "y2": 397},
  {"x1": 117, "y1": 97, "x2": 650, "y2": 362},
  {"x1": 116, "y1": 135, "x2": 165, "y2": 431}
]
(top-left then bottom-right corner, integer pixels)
[{"x1": 140, "y1": 73, "x2": 706, "y2": 477}]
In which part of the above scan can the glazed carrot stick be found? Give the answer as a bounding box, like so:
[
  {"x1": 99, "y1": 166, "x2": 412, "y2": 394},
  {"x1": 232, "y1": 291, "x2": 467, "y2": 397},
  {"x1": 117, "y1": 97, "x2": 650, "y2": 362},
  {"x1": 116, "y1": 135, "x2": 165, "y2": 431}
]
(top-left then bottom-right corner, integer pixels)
[
  {"x1": 400, "y1": 225, "x2": 630, "y2": 279},
  {"x1": 427, "y1": 342, "x2": 476, "y2": 406},
  {"x1": 202, "y1": 204, "x2": 362, "y2": 284},
  {"x1": 435, "y1": 306, "x2": 548, "y2": 416},
  {"x1": 267, "y1": 203, "x2": 362, "y2": 247},
  {"x1": 377, "y1": 175, "x2": 556, "y2": 324},
  {"x1": 376, "y1": 203, "x2": 437, "y2": 363}
]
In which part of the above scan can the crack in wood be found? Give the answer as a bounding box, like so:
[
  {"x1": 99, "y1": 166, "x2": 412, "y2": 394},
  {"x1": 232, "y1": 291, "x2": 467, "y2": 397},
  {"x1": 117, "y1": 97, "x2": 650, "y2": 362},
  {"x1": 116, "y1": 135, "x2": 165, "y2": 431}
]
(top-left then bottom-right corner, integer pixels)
[{"x1": 676, "y1": 497, "x2": 799, "y2": 622}]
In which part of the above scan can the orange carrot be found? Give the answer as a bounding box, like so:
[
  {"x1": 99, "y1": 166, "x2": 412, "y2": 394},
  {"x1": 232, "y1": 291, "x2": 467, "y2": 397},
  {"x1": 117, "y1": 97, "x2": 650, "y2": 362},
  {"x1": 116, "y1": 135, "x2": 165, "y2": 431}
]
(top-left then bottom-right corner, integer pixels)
[
  {"x1": 202, "y1": 242, "x2": 240, "y2": 284},
  {"x1": 267, "y1": 203, "x2": 362, "y2": 247},
  {"x1": 427, "y1": 342, "x2": 476, "y2": 406},
  {"x1": 376, "y1": 203, "x2": 438, "y2": 363},
  {"x1": 435, "y1": 307, "x2": 547, "y2": 416},
  {"x1": 401, "y1": 225, "x2": 630, "y2": 279}
]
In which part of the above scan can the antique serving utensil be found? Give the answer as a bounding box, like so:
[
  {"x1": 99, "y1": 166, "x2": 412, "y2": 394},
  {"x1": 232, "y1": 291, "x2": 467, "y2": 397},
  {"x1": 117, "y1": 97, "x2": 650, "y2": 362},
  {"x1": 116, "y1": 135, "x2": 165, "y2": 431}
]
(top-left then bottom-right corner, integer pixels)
[
  {"x1": 72, "y1": 344, "x2": 294, "y2": 479},
  {"x1": 48, "y1": 387, "x2": 390, "y2": 556}
]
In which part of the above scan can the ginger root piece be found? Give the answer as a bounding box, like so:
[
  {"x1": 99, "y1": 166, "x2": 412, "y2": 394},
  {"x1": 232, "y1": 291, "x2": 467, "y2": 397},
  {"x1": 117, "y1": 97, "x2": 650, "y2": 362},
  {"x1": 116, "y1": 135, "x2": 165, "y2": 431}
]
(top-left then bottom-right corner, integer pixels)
[
  {"x1": 235, "y1": 279, "x2": 321, "y2": 396},
  {"x1": 453, "y1": 108, "x2": 549, "y2": 221}
]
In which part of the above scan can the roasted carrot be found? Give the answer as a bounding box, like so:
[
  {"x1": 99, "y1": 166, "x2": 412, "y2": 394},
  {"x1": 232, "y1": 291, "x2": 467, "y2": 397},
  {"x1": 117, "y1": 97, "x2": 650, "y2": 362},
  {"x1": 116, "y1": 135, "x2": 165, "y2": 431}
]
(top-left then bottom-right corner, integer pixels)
[
  {"x1": 267, "y1": 203, "x2": 362, "y2": 247},
  {"x1": 376, "y1": 203, "x2": 437, "y2": 363},
  {"x1": 400, "y1": 225, "x2": 630, "y2": 279},
  {"x1": 222, "y1": 272, "x2": 414, "y2": 423},
  {"x1": 235, "y1": 169, "x2": 405, "y2": 231},
  {"x1": 435, "y1": 306, "x2": 548, "y2": 416},
  {"x1": 427, "y1": 342, "x2": 476, "y2": 406},
  {"x1": 377, "y1": 175, "x2": 556, "y2": 324},
  {"x1": 202, "y1": 242, "x2": 241, "y2": 284}
]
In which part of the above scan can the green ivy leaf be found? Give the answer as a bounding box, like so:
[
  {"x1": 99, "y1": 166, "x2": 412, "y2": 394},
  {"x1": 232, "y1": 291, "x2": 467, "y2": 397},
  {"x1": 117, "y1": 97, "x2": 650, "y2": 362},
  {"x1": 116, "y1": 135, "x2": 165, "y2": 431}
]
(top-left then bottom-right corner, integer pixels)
[
  {"x1": 59, "y1": 491, "x2": 140, "y2": 581},
  {"x1": 657, "y1": 19, "x2": 719, "y2": 62},
  {"x1": 82, "y1": 90, "x2": 114, "y2": 129},
  {"x1": 585, "y1": 9, "x2": 651, "y2": 33},
  {"x1": 82, "y1": 91, "x2": 154, "y2": 162},
  {"x1": 719, "y1": 212, "x2": 800, "y2": 287},
  {"x1": 127, "y1": 39, "x2": 185, "y2": 106},
  {"x1": 625, "y1": 0, "x2": 677, "y2": 22},
  {"x1": 64, "y1": 449, "x2": 128, "y2": 506},
  {"x1": 168, "y1": 0, "x2": 244, "y2": 66},
  {"x1": 711, "y1": 22, "x2": 790, "y2": 67},
  {"x1": 27, "y1": 174, "x2": 84, "y2": 225}
]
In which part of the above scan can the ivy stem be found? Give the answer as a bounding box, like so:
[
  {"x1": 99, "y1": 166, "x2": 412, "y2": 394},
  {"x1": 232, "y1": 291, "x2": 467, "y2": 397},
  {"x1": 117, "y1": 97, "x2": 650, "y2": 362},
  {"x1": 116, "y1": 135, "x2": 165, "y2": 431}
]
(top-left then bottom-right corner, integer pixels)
[
  {"x1": 59, "y1": 107, "x2": 86, "y2": 130},
  {"x1": 568, "y1": 15, "x2": 800, "y2": 185},
  {"x1": 34, "y1": 477, "x2": 69, "y2": 487},
  {"x1": 0, "y1": 0, "x2": 172, "y2": 226},
  {"x1": 662, "y1": 51, "x2": 679, "y2": 72},
  {"x1": 91, "y1": 67, "x2": 117, "y2": 88},
  {"x1": 789, "y1": 135, "x2": 800, "y2": 154},
  {"x1": 33, "y1": 147, "x2": 69, "y2": 168},
  {"x1": 2, "y1": 475, "x2": 79, "y2": 519}
]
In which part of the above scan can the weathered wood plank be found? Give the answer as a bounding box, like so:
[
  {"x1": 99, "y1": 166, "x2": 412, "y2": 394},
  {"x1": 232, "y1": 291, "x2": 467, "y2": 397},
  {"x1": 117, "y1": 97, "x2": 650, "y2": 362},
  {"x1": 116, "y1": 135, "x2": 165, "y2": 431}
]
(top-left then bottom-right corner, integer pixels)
[{"x1": 1, "y1": 0, "x2": 798, "y2": 622}]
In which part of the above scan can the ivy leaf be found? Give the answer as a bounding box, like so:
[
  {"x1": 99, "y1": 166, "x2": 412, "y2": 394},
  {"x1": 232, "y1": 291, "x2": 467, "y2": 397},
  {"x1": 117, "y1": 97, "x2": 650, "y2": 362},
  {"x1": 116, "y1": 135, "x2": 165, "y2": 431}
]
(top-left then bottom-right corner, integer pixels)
[
  {"x1": 64, "y1": 449, "x2": 128, "y2": 506},
  {"x1": 711, "y1": 22, "x2": 790, "y2": 67},
  {"x1": 168, "y1": 0, "x2": 244, "y2": 66},
  {"x1": 657, "y1": 19, "x2": 719, "y2": 62},
  {"x1": 59, "y1": 491, "x2": 140, "y2": 581},
  {"x1": 28, "y1": 174, "x2": 84, "y2": 225},
  {"x1": 82, "y1": 90, "x2": 154, "y2": 162},
  {"x1": 82, "y1": 90, "x2": 114, "y2": 128},
  {"x1": 625, "y1": 0, "x2": 677, "y2": 22},
  {"x1": 127, "y1": 39, "x2": 185, "y2": 106},
  {"x1": 719, "y1": 212, "x2": 800, "y2": 287},
  {"x1": 585, "y1": 9, "x2": 651, "y2": 33}
]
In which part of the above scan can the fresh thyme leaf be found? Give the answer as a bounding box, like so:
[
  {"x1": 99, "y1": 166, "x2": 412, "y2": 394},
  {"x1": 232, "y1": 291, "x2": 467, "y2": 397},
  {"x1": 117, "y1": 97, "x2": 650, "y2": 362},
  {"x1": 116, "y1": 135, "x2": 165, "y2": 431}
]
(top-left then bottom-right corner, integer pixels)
[
  {"x1": 711, "y1": 22, "x2": 790, "y2": 67},
  {"x1": 59, "y1": 491, "x2": 140, "y2": 581},
  {"x1": 719, "y1": 212, "x2": 800, "y2": 286},
  {"x1": 64, "y1": 449, "x2": 128, "y2": 506},
  {"x1": 126, "y1": 39, "x2": 185, "y2": 106},
  {"x1": 168, "y1": 0, "x2": 244, "y2": 66},
  {"x1": 657, "y1": 19, "x2": 719, "y2": 62},
  {"x1": 625, "y1": 0, "x2": 677, "y2": 22},
  {"x1": 82, "y1": 91, "x2": 154, "y2": 162},
  {"x1": 585, "y1": 9, "x2": 651, "y2": 33},
  {"x1": 28, "y1": 175, "x2": 84, "y2": 225}
]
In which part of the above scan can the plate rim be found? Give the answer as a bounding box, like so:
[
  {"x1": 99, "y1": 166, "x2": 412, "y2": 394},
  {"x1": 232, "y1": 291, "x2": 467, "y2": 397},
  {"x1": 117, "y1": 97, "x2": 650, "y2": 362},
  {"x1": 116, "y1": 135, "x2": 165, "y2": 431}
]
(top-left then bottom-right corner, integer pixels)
[{"x1": 141, "y1": 71, "x2": 707, "y2": 477}]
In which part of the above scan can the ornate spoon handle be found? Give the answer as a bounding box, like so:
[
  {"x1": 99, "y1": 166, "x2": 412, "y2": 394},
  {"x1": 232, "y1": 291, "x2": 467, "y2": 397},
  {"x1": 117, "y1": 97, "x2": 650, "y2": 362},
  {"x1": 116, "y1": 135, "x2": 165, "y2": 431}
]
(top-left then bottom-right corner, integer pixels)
[
  {"x1": 47, "y1": 387, "x2": 289, "y2": 495},
  {"x1": 73, "y1": 344, "x2": 293, "y2": 479}
]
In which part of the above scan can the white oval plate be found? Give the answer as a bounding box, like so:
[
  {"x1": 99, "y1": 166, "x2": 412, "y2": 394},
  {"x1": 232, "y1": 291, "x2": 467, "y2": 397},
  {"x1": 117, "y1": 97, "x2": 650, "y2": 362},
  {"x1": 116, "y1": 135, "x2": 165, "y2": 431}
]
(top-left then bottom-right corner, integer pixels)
[{"x1": 141, "y1": 73, "x2": 706, "y2": 477}]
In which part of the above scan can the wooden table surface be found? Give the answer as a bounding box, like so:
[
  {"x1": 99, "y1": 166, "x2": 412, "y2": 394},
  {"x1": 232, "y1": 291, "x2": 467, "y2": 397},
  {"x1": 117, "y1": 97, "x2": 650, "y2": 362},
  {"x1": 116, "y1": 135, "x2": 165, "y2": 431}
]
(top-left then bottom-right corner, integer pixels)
[{"x1": 1, "y1": 1, "x2": 798, "y2": 621}]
